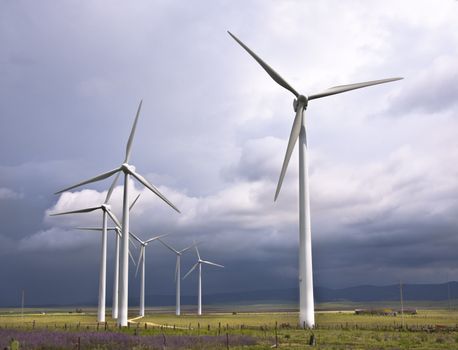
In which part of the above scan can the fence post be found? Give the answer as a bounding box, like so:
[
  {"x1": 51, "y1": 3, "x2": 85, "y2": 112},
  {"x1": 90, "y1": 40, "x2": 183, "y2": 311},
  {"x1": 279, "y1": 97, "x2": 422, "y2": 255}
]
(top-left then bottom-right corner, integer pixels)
[
  {"x1": 275, "y1": 321, "x2": 278, "y2": 348},
  {"x1": 77, "y1": 336, "x2": 81, "y2": 350},
  {"x1": 218, "y1": 322, "x2": 221, "y2": 336},
  {"x1": 226, "y1": 332, "x2": 229, "y2": 350}
]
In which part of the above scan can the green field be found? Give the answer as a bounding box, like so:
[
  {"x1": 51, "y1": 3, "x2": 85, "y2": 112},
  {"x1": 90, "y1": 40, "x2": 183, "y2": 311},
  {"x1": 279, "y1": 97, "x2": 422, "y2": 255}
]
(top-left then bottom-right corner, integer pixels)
[{"x1": 1, "y1": 306, "x2": 458, "y2": 349}]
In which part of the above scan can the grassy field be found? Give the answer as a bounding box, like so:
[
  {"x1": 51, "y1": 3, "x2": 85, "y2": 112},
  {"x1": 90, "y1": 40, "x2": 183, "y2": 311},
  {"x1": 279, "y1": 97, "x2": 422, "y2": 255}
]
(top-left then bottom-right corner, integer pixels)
[{"x1": 1, "y1": 306, "x2": 458, "y2": 349}]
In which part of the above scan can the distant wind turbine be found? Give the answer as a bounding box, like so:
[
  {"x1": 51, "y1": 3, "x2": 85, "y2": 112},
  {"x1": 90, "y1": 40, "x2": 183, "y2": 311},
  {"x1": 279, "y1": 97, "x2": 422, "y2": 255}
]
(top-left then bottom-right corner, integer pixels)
[
  {"x1": 55, "y1": 101, "x2": 180, "y2": 326},
  {"x1": 158, "y1": 239, "x2": 195, "y2": 315},
  {"x1": 228, "y1": 31, "x2": 402, "y2": 327},
  {"x1": 131, "y1": 232, "x2": 168, "y2": 317},
  {"x1": 50, "y1": 176, "x2": 123, "y2": 323},
  {"x1": 183, "y1": 246, "x2": 223, "y2": 315},
  {"x1": 75, "y1": 226, "x2": 136, "y2": 319},
  {"x1": 75, "y1": 193, "x2": 140, "y2": 320}
]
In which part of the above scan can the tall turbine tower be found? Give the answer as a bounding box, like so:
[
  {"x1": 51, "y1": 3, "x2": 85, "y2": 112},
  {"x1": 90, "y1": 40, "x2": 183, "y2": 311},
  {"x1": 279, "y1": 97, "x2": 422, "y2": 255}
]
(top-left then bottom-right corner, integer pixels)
[
  {"x1": 228, "y1": 31, "x2": 402, "y2": 327},
  {"x1": 131, "y1": 232, "x2": 168, "y2": 317},
  {"x1": 55, "y1": 101, "x2": 180, "y2": 326},
  {"x1": 158, "y1": 239, "x2": 195, "y2": 315},
  {"x1": 183, "y1": 246, "x2": 224, "y2": 315}
]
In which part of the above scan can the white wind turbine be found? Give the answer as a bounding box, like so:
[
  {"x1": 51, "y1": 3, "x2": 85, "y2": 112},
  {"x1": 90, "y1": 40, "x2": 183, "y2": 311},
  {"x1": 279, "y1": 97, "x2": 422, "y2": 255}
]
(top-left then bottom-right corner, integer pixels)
[
  {"x1": 130, "y1": 232, "x2": 168, "y2": 317},
  {"x1": 158, "y1": 239, "x2": 195, "y2": 316},
  {"x1": 50, "y1": 176, "x2": 123, "y2": 323},
  {"x1": 75, "y1": 193, "x2": 141, "y2": 320},
  {"x1": 228, "y1": 31, "x2": 402, "y2": 327},
  {"x1": 183, "y1": 246, "x2": 224, "y2": 316},
  {"x1": 76, "y1": 226, "x2": 122, "y2": 319},
  {"x1": 55, "y1": 100, "x2": 180, "y2": 326}
]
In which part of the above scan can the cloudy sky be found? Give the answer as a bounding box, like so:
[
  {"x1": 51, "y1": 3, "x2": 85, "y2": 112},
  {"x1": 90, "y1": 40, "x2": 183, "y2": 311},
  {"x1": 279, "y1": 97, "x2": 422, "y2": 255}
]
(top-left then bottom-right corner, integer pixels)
[{"x1": 1, "y1": 0, "x2": 458, "y2": 306}]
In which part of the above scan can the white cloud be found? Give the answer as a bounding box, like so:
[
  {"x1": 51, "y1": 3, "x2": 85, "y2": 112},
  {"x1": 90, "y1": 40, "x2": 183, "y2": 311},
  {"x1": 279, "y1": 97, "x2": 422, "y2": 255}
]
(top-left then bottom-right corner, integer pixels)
[
  {"x1": 0, "y1": 187, "x2": 22, "y2": 200},
  {"x1": 18, "y1": 227, "x2": 98, "y2": 252}
]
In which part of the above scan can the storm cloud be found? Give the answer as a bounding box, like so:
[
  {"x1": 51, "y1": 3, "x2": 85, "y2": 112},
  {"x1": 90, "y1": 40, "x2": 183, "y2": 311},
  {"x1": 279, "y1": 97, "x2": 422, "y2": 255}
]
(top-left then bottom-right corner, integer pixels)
[{"x1": 1, "y1": 0, "x2": 458, "y2": 306}]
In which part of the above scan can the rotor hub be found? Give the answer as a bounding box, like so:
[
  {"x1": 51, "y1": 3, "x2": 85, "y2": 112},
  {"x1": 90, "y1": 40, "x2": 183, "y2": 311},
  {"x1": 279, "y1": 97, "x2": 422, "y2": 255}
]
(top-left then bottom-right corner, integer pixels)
[
  {"x1": 121, "y1": 163, "x2": 135, "y2": 173},
  {"x1": 293, "y1": 95, "x2": 308, "y2": 112},
  {"x1": 101, "y1": 204, "x2": 111, "y2": 211}
]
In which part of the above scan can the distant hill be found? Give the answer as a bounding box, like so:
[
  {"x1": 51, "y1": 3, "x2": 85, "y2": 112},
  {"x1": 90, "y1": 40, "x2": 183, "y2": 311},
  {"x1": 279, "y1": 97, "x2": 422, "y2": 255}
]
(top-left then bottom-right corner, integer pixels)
[
  {"x1": 140, "y1": 282, "x2": 458, "y2": 306},
  {"x1": 16, "y1": 282, "x2": 458, "y2": 308}
]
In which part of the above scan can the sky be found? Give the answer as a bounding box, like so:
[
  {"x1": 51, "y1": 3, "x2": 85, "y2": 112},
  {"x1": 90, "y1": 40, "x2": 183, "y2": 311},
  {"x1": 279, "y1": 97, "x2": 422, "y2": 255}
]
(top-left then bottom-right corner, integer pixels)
[{"x1": 1, "y1": 0, "x2": 458, "y2": 307}]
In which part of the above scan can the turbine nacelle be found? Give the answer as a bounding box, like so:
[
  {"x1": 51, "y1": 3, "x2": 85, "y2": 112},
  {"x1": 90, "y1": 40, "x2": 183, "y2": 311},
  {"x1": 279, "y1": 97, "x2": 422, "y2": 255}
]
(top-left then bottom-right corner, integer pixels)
[
  {"x1": 293, "y1": 95, "x2": 308, "y2": 112},
  {"x1": 101, "y1": 204, "x2": 111, "y2": 212},
  {"x1": 121, "y1": 163, "x2": 136, "y2": 174}
]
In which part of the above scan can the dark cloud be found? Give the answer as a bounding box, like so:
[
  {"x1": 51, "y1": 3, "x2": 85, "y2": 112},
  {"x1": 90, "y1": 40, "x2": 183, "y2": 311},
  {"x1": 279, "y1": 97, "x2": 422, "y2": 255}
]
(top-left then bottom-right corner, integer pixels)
[{"x1": 1, "y1": 0, "x2": 458, "y2": 306}]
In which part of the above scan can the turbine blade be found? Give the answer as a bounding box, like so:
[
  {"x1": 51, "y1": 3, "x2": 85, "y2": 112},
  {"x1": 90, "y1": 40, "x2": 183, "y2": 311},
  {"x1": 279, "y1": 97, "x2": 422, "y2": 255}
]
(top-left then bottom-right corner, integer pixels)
[
  {"x1": 129, "y1": 231, "x2": 143, "y2": 245},
  {"x1": 124, "y1": 100, "x2": 143, "y2": 163},
  {"x1": 129, "y1": 193, "x2": 141, "y2": 211},
  {"x1": 202, "y1": 260, "x2": 224, "y2": 268},
  {"x1": 75, "y1": 227, "x2": 118, "y2": 231},
  {"x1": 135, "y1": 248, "x2": 143, "y2": 277},
  {"x1": 104, "y1": 172, "x2": 121, "y2": 204},
  {"x1": 129, "y1": 249, "x2": 136, "y2": 266},
  {"x1": 145, "y1": 233, "x2": 169, "y2": 245},
  {"x1": 308, "y1": 77, "x2": 403, "y2": 101},
  {"x1": 227, "y1": 31, "x2": 299, "y2": 97},
  {"x1": 274, "y1": 104, "x2": 304, "y2": 201},
  {"x1": 49, "y1": 206, "x2": 101, "y2": 216},
  {"x1": 129, "y1": 236, "x2": 138, "y2": 250},
  {"x1": 128, "y1": 169, "x2": 180, "y2": 213},
  {"x1": 195, "y1": 245, "x2": 201, "y2": 260},
  {"x1": 179, "y1": 242, "x2": 196, "y2": 254},
  {"x1": 158, "y1": 238, "x2": 179, "y2": 254},
  {"x1": 106, "y1": 209, "x2": 122, "y2": 229},
  {"x1": 55, "y1": 167, "x2": 121, "y2": 194},
  {"x1": 183, "y1": 263, "x2": 199, "y2": 280},
  {"x1": 75, "y1": 227, "x2": 102, "y2": 231}
]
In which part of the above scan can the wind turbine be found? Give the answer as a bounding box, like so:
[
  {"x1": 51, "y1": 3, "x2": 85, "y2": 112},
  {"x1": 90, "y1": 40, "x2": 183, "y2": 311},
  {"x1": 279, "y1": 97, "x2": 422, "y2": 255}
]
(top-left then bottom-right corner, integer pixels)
[
  {"x1": 228, "y1": 31, "x2": 402, "y2": 327},
  {"x1": 130, "y1": 232, "x2": 168, "y2": 317},
  {"x1": 76, "y1": 226, "x2": 128, "y2": 319},
  {"x1": 158, "y1": 239, "x2": 195, "y2": 315},
  {"x1": 50, "y1": 176, "x2": 123, "y2": 323},
  {"x1": 55, "y1": 100, "x2": 180, "y2": 326},
  {"x1": 75, "y1": 193, "x2": 141, "y2": 320},
  {"x1": 183, "y1": 246, "x2": 224, "y2": 315}
]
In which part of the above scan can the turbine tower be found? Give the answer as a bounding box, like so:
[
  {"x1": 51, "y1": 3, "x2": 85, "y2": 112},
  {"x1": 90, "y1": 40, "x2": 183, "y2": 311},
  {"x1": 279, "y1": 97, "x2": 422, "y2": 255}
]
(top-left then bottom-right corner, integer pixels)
[
  {"x1": 183, "y1": 246, "x2": 223, "y2": 315},
  {"x1": 55, "y1": 101, "x2": 180, "y2": 326},
  {"x1": 131, "y1": 232, "x2": 168, "y2": 317},
  {"x1": 50, "y1": 176, "x2": 122, "y2": 323},
  {"x1": 228, "y1": 31, "x2": 402, "y2": 327},
  {"x1": 158, "y1": 239, "x2": 195, "y2": 315}
]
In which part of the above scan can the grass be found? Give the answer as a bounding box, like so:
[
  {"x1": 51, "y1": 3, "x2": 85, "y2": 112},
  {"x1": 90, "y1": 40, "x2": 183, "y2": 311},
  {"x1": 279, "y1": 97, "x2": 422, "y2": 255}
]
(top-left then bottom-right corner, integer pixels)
[{"x1": 1, "y1": 306, "x2": 458, "y2": 349}]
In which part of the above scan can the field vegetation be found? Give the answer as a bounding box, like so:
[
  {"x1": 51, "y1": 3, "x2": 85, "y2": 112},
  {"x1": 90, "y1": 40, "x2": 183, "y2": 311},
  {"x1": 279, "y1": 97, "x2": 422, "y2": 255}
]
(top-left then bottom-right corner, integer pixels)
[{"x1": 1, "y1": 306, "x2": 458, "y2": 349}]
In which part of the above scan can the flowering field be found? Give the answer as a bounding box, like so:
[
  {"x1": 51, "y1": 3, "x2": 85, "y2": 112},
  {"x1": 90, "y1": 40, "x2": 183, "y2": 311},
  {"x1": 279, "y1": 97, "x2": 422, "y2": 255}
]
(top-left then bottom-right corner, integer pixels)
[
  {"x1": 0, "y1": 328, "x2": 257, "y2": 349},
  {"x1": 1, "y1": 309, "x2": 458, "y2": 349}
]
